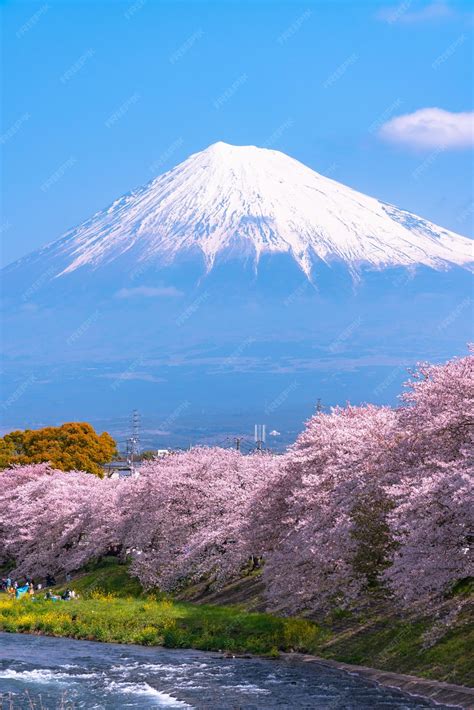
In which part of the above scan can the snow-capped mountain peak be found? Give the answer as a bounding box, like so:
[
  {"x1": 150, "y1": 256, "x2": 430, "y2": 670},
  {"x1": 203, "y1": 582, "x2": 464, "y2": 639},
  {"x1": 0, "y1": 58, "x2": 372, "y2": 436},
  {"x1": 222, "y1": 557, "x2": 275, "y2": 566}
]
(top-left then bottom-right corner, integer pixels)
[{"x1": 11, "y1": 142, "x2": 474, "y2": 278}]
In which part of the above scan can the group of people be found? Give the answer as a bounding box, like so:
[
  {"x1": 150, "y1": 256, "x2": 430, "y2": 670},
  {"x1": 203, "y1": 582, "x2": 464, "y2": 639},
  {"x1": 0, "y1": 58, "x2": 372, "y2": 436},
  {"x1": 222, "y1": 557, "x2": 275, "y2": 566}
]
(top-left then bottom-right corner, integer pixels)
[
  {"x1": 44, "y1": 588, "x2": 78, "y2": 601},
  {"x1": 1, "y1": 574, "x2": 78, "y2": 601},
  {"x1": 2, "y1": 576, "x2": 37, "y2": 598}
]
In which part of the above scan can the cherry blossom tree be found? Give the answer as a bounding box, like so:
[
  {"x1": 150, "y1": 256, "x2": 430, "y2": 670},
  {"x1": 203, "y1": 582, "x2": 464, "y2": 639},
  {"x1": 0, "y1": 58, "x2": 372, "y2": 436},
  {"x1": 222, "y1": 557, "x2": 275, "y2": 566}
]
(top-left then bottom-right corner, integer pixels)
[
  {"x1": 0, "y1": 464, "x2": 120, "y2": 578},
  {"x1": 384, "y1": 440, "x2": 473, "y2": 605},
  {"x1": 382, "y1": 349, "x2": 474, "y2": 604},
  {"x1": 0, "y1": 463, "x2": 53, "y2": 567},
  {"x1": 396, "y1": 348, "x2": 473, "y2": 469},
  {"x1": 120, "y1": 447, "x2": 281, "y2": 591},
  {"x1": 259, "y1": 405, "x2": 398, "y2": 614}
]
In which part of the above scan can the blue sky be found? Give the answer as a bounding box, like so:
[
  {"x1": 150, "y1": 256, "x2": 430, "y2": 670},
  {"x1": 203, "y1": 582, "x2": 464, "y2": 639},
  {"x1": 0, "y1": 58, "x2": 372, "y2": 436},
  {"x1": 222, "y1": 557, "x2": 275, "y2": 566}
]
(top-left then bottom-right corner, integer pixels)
[{"x1": 2, "y1": 0, "x2": 473, "y2": 267}]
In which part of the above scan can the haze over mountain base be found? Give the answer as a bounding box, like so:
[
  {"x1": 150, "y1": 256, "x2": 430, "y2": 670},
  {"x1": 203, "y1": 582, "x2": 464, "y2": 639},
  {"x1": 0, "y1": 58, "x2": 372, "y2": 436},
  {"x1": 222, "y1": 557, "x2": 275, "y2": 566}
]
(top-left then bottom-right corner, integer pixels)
[{"x1": 2, "y1": 258, "x2": 472, "y2": 450}]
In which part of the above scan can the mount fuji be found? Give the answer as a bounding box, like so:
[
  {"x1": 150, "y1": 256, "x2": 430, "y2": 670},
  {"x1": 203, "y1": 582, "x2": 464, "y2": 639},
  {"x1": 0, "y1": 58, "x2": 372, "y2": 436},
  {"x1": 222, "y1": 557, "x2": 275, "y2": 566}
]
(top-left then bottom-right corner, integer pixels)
[
  {"x1": 4, "y1": 141, "x2": 472, "y2": 282},
  {"x1": 2, "y1": 142, "x2": 473, "y2": 447}
]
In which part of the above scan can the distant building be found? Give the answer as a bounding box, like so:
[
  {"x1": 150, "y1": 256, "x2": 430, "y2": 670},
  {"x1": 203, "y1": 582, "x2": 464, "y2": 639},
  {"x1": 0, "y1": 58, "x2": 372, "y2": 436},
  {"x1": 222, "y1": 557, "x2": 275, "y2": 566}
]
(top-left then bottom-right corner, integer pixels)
[
  {"x1": 103, "y1": 461, "x2": 139, "y2": 479},
  {"x1": 103, "y1": 448, "x2": 171, "y2": 478}
]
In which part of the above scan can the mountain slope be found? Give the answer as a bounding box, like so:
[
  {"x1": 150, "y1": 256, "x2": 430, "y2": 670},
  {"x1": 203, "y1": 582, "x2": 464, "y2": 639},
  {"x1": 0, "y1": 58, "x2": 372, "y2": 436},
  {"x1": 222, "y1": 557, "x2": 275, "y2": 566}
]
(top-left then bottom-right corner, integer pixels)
[
  {"x1": 1, "y1": 143, "x2": 472, "y2": 443},
  {"x1": 6, "y1": 142, "x2": 472, "y2": 281}
]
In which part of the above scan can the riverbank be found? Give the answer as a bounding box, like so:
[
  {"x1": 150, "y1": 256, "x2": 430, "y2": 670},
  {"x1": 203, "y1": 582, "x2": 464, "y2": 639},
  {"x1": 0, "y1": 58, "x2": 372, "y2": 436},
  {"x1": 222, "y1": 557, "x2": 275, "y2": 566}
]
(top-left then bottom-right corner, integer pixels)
[
  {"x1": 0, "y1": 594, "x2": 320, "y2": 656},
  {"x1": 1, "y1": 586, "x2": 473, "y2": 690},
  {"x1": 2, "y1": 632, "x2": 458, "y2": 710},
  {"x1": 1, "y1": 604, "x2": 473, "y2": 709},
  {"x1": 48, "y1": 559, "x2": 474, "y2": 687},
  {"x1": 287, "y1": 655, "x2": 474, "y2": 709},
  {"x1": 1, "y1": 558, "x2": 472, "y2": 690}
]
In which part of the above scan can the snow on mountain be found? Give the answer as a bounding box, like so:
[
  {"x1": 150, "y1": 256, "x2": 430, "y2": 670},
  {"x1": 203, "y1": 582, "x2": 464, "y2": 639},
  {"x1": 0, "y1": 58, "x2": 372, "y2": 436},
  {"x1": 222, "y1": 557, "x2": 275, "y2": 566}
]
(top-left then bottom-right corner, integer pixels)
[{"x1": 12, "y1": 142, "x2": 473, "y2": 280}]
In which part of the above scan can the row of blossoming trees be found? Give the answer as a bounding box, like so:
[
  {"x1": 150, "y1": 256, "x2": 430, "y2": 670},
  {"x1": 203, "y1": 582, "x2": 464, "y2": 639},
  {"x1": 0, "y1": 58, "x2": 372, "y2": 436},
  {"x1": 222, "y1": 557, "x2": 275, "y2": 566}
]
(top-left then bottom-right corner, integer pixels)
[{"x1": 1, "y1": 350, "x2": 472, "y2": 614}]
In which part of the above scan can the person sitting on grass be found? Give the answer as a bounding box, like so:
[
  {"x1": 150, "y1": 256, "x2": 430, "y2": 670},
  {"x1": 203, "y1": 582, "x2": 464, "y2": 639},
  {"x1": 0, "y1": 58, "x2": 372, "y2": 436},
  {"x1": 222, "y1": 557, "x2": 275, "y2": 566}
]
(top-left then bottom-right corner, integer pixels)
[{"x1": 44, "y1": 589, "x2": 60, "y2": 601}]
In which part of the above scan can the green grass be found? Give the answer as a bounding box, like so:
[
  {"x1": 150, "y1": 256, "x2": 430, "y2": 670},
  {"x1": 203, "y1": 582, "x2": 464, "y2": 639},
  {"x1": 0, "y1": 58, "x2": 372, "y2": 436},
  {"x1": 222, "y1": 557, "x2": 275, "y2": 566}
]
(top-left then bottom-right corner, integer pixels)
[
  {"x1": 318, "y1": 614, "x2": 474, "y2": 687},
  {"x1": 56, "y1": 557, "x2": 143, "y2": 598},
  {"x1": 0, "y1": 594, "x2": 321, "y2": 657},
  {"x1": 2, "y1": 560, "x2": 472, "y2": 687}
]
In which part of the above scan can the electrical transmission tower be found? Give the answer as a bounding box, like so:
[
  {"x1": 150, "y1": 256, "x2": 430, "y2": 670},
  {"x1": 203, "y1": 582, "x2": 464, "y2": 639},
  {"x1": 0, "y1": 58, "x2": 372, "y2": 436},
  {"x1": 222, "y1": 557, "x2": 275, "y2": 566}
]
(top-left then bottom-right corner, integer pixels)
[{"x1": 126, "y1": 409, "x2": 141, "y2": 474}]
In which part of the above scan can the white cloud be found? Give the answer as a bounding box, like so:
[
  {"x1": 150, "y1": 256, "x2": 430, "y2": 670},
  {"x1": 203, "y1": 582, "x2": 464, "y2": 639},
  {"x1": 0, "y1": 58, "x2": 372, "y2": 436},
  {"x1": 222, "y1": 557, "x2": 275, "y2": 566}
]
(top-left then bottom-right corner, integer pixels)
[
  {"x1": 379, "y1": 108, "x2": 474, "y2": 149},
  {"x1": 101, "y1": 372, "x2": 165, "y2": 383},
  {"x1": 376, "y1": 1, "x2": 454, "y2": 24},
  {"x1": 114, "y1": 285, "x2": 183, "y2": 299}
]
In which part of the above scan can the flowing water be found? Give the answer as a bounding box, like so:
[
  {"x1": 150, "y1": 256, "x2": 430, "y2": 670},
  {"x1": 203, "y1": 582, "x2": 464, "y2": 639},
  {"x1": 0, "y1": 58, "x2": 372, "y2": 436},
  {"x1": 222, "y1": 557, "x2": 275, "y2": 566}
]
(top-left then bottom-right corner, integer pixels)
[{"x1": 0, "y1": 633, "x2": 455, "y2": 709}]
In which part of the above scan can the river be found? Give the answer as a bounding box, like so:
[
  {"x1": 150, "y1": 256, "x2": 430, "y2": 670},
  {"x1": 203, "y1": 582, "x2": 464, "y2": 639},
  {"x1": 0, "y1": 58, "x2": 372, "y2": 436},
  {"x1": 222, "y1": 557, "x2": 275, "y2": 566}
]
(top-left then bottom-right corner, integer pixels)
[{"x1": 0, "y1": 633, "x2": 456, "y2": 709}]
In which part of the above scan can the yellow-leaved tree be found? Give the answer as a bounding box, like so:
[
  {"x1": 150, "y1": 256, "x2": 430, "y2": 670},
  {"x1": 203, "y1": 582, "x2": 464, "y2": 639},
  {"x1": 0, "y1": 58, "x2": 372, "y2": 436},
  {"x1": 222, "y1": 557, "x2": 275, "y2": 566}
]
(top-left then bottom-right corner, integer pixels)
[{"x1": 0, "y1": 422, "x2": 117, "y2": 477}]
